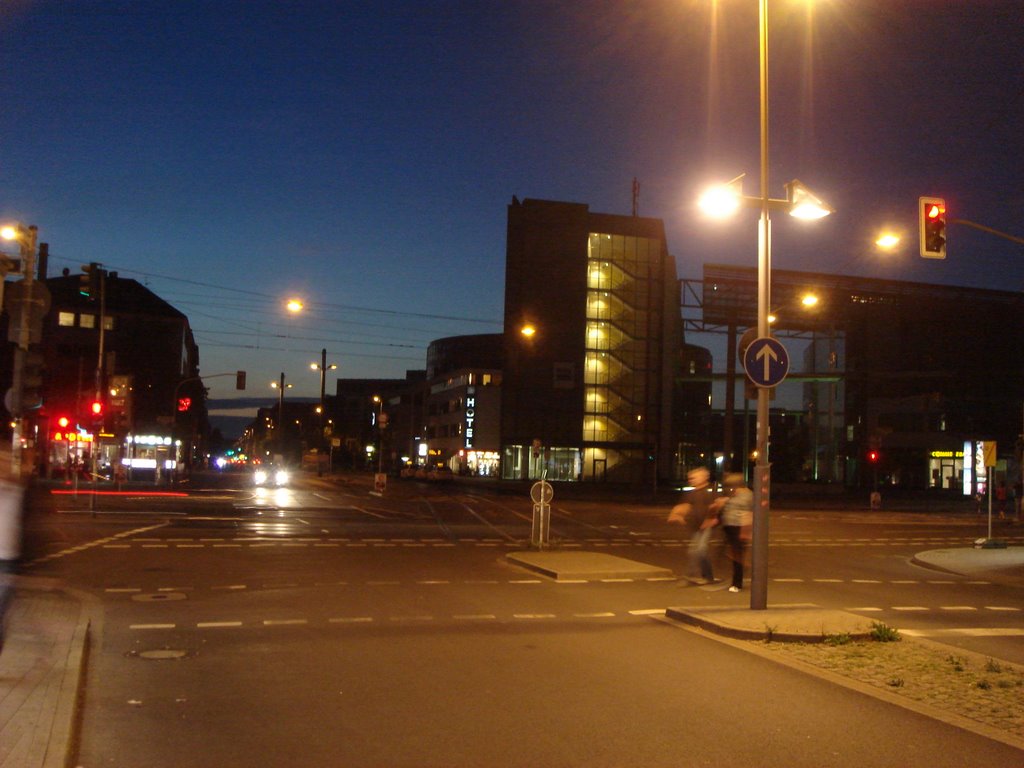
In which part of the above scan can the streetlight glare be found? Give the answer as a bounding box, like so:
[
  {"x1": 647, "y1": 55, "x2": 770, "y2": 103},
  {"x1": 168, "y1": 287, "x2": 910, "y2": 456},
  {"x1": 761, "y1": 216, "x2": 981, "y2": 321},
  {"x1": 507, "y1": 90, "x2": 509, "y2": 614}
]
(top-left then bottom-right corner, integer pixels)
[
  {"x1": 286, "y1": 298, "x2": 304, "y2": 313},
  {"x1": 801, "y1": 293, "x2": 819, "y2": 308},
  {"x1": 520, "y1": 324, "x2": 536, "y2": 338},
  {"x1": 876, "y1": 232, "x2": 900, "y2": 250},
  {"x1": 698, "y1": 184, "x2": 742, "y2": 218},
  {"x1": 786, "y1": 180, "x2": 833, "y2": 220},
  {"x1": 0, "y1": 226, "x2": 18, "y2": 241}
]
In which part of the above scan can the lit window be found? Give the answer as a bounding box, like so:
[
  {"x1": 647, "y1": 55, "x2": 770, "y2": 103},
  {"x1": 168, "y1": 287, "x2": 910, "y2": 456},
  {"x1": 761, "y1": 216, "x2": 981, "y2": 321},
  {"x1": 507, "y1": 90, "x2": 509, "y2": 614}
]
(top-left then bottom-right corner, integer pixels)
[
  {"x1": 103, "y1": 316, "x2": 115, "y2": 331},
  {"x1": 58, "y1": 312, "x2": 75, "y2": 327},
  {"x1": 79, "y1": 314, "x2": 95, "y2": 328}
]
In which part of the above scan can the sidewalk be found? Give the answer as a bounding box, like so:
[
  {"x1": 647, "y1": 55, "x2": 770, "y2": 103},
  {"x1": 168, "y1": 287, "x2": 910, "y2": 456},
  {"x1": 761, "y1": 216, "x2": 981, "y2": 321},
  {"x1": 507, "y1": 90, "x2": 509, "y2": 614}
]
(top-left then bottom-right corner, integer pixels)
[{"x1": 0, "y1": 579, "x2": 89, "y2": 768}]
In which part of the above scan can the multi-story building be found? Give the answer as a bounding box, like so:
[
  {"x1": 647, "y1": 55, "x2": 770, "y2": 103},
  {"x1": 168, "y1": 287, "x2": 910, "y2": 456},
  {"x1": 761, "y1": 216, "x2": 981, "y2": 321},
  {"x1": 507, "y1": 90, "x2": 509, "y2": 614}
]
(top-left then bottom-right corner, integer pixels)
[
  {"x1": 30, "y1": 268, "x2": 203, "y2": 480},
  {"x1": 423, "y1": 334, "x2": 501, "y2": 476},
  {"x1": 500, "y1": 198, "x2": 681, "y2": 484}
]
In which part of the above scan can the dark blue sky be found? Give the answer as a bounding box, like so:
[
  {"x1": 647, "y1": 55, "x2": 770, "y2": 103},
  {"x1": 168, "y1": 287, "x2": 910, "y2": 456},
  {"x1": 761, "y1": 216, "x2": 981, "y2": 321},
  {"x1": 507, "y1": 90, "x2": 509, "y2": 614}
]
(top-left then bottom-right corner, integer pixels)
[{"x1": 1, "y1": 1, "x2": 1021, "y2": 417}]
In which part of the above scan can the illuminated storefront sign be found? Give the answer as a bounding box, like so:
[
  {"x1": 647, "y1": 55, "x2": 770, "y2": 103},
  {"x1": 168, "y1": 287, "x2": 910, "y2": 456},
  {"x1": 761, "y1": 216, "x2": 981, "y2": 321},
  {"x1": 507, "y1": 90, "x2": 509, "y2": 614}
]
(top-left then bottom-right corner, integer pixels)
[{"x1": 464, "y1": 391, "x2": 476, "y2": 449}]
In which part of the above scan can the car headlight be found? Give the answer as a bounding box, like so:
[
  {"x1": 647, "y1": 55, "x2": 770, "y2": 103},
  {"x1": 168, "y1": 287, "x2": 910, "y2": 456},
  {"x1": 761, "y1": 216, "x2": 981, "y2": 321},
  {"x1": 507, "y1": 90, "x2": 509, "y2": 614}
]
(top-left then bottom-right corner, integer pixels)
[
  {"x1": 274, "y1": 469, "x2": 290, "y2": 486},
  {"x1": 254, "y1": 469, "x2": 268, "y2": 486}
]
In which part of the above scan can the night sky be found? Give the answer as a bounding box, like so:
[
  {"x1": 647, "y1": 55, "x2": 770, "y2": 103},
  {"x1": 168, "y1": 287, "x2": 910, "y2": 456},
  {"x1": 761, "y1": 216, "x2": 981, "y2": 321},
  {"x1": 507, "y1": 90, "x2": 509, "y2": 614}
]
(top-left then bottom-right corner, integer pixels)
[{"x1": 1, "y1": 1, "x2": 1021, "y2": 425}]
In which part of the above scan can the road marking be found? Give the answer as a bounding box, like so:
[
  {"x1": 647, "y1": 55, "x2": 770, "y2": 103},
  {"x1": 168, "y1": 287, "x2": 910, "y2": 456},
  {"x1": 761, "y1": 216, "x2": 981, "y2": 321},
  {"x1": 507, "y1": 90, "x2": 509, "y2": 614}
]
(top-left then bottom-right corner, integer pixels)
[
  {"x1": 130, "y1": 623, "x2": 176, "y2": 630},
  {"x1": 845, "y1": 607, "x2": 884, "y2": 612},
  {"x1": 263, "y1": 619, "x2": 308, "y2": 626},
  {"x1": 851, "y1": 579, "x2": 882, "y2": 584},
  {"x1": 575, "y1": 612, "x2": 616, "y2": 618},
  {"x1": 629, "y1": 609, "x2": 665, "y2": 616},
  {"x1": 812, "y1": 579, "x2": 843, "y2": 583},
  {"x1": 509, "y1": 579, "x2": 542, "y2": 584},
  {"x1": 773, "y1": 578, "x2": 804, "y2": 583},
  {"x1": 416, "y1": 580, "x2": 450, "y2": 585},
  {"x1": 600, "y1": 578, "x2": 634, "y2": 583},
  {"x1": 902, "y1": 628, "x2": 1024, "y2": 638},
  {"x1": 940, "y1": 606, "x2": 978, "y2": 611},
  {"x1": 453, "y1": 614, "x2": 497, "y2": 620},
  {"x1": 106, "y1": 587, "x2": 142, "y2": 593},
  {"x1": 212, "y1": 584, "x2": 247, "y2": 591},
  {"x1": 197, "y1": 621, "x2": 243, "y2": 628},
  {"x1": 513, "y1": 613, "x2": 556, "y2": 619},
  {"x1": 984, "y1": 606, "x2": 1021, "y2": 611},
  {"x1": 329, "y1": 617, "x2": 373, "y2": 624},
  {"x1": 892, "y1": 606, "x2": 929, "y2": 611}
]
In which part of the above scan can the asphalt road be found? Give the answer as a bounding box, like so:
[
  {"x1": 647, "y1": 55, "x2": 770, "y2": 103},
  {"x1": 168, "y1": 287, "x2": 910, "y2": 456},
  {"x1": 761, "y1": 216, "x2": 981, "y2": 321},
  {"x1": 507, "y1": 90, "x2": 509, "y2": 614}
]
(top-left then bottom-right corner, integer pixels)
[{"x1": 20, "y1": 471, "x2": 1024, "y2": 765}]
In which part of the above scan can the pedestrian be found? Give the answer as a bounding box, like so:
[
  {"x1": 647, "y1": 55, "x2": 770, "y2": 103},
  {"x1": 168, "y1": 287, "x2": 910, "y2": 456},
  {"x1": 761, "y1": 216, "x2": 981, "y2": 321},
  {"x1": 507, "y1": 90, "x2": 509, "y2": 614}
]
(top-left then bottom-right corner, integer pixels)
[
  {"x1": 0, "y1": 444, "x2": 26, "y2": 655},
  {"x1": 995, "y1": 481, "x2": 1007, "y2": 519},
  {"x1": 668, "y1": 467, "x2": 720, "y2": 584},
  {"x1": 719, "y1": 473, "x2": 753, "y2": 593}
]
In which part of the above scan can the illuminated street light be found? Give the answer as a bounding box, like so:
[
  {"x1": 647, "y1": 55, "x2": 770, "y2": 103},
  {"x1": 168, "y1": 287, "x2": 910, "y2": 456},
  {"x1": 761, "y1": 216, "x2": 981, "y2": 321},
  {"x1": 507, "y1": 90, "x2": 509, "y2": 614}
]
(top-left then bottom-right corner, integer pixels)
[
  {"x1": 800, "y1": 293, "x2": 820, "y2": 308},
  {"x1": 701, "y1": 0, "x2": 833, "y2": 611},
  {"x1": 520, "y1": 324, "x2": 537, "y2": 338},
  {"x1": 285, "y1": 298, "x2": 304, "y2": 313},
  {"x1": 1, "y1": 222, "x2": 38, "y2": 476},
  {"x1": 310, "y1": 348, "x2": 337, "y2": 476},
  {"x1": 875, "y1": 232, "x2": 901, "y2": 250}
]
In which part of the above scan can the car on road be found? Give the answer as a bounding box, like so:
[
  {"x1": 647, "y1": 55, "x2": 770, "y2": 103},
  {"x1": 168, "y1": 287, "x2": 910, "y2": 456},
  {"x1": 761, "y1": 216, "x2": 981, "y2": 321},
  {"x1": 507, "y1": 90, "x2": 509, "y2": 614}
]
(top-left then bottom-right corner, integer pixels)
[{"x1": 253, "y1": 465, "x2": 290, "y2": 488}]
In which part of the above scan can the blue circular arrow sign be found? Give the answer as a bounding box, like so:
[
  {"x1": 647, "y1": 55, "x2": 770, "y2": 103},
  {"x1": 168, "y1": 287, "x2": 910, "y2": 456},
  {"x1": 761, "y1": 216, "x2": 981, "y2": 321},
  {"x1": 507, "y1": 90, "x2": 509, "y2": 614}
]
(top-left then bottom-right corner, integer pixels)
[{"x1": 743, "y1": 336, "x2": 789, "y2": 388}]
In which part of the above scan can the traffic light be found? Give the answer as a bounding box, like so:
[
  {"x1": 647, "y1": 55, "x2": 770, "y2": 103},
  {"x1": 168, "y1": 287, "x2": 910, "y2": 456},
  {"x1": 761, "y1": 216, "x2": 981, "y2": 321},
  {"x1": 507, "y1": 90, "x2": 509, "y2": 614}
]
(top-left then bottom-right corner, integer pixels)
[
  {"x1": 868, "y1": 449, "x2": 879, "y2": 464},
  {"x1": 177, "y1": 397, "x2": 192, "y2": 412},
  {"x1": 79, "y1": 262, "x2": 101, "y2": 300},
  {"x1": 919, "y1": 196, "x2": 947, "y2": 259},
  {"x1": 18, "y1": 347, "x2": 45, "y2": 410},
  {"x1": 90, "y1": 399, "x2": 104, "y2": 417}
]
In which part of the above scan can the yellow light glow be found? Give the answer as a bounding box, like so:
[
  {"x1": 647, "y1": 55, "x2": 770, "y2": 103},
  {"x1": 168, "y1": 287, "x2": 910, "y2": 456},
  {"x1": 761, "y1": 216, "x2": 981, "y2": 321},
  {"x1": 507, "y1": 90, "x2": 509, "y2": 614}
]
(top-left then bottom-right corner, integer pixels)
[
  {"x1": 698, "y1": 184, "x2": 742, "y2": 218},
  {"x1": 801, "y1": 293, "x2": 819, "y2": 308},
  {"x1": 875, "y1": 233, "x2": 900, "y2": 250},
  {"x1": 520, "y1": 325, "x2": 536, "y2": 338},
  {"x1": 0, "y1": 226, "x2": 17, "y2": 241},
  {"x1": 286, "y1": 299, "x2": 304, "y2": 313}
]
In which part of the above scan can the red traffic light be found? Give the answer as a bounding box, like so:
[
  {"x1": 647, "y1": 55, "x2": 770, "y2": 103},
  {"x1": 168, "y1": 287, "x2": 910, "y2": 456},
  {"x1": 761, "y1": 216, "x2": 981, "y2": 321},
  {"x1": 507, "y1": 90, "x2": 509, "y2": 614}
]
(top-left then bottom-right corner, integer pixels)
[
  {"x1": 868, "y1": 450, "x2": 879, "y2": 463},
  {"x1": 177, "y1": 397, "x2": 192, "y2": 412},
  {"x1": 918, "y1": 196, "x2": 947, "y2": 259},
  {"x1": 90, "y1": 400, "x2": 103, "y2": 416},
  {"x1": 57, "y1": 416, "x2": 70, "y2": 428}
]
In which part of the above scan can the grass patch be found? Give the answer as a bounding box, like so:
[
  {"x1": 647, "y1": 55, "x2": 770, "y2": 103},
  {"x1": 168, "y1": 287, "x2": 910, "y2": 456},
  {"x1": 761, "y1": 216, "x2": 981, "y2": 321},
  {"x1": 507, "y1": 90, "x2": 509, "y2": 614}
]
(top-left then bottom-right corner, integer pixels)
[{"x1": 869, "y1": 621, "x2": 901, "y2": 643}]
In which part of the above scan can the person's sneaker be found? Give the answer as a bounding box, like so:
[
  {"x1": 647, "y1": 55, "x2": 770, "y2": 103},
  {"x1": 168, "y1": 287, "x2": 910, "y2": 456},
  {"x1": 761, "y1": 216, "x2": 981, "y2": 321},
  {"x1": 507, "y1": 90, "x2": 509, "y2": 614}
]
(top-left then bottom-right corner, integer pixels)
[{"x1": 728, "y1": 586, "x2": 741, "y2": 593}]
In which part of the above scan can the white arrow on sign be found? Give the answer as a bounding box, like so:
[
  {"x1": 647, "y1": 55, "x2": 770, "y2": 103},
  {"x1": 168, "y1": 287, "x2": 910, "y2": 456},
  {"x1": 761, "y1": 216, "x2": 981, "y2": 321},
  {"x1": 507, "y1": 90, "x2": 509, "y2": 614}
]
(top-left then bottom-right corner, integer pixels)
[{"x1": 755, "y1": 343, "x2": 779, "y2": 381}]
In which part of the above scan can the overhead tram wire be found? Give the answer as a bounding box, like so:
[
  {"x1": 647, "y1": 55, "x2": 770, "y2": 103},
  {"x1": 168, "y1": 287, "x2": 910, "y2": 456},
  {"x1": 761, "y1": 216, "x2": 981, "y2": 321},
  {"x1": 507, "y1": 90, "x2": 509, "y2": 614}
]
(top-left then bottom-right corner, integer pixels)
[{"x1": 45, "y1": 254, "x2": 503, "y2": 328}]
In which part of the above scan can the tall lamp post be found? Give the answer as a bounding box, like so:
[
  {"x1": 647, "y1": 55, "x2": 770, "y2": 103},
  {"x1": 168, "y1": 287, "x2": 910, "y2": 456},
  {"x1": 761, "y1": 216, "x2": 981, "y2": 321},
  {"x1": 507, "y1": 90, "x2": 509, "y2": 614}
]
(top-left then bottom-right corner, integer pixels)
[
  {"x1": 310, "y1": 349, "x2": 337, "y2": 476},
  {"x1": 699, "y1": 0, "x2": 832, "y2": 610},
  {"x1": 1, "y1": 223, "x2": 37, "y2": 476},
  {"x1": 372, "y1": 395, "x2": 385, "y2": 475},
  {"x1": 270, "y1": 373, "x2": 292, "y2": 459}
]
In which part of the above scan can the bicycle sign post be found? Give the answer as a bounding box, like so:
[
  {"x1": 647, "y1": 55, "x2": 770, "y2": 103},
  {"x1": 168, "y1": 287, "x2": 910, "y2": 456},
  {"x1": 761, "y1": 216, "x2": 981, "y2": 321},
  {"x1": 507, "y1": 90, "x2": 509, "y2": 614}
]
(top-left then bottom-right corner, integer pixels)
[{"x1": 530, "y1": 475, "x2": 553, "y2": 549}]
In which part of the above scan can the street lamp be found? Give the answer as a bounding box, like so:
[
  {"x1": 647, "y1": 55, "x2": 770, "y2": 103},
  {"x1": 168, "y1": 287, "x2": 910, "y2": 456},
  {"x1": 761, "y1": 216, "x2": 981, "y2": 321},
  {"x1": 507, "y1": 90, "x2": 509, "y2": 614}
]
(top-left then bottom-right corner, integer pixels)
[
  {"x1": 1, "y1": 223, "x2": 37, "y2": 476},
  {"x1": 700, "y1": 0, "x2": 832, "y2": 610},
  {"x1": 372, "y1": 395, "x2": 385, "y2": 475},
  {"x1": 310, "y1": 349, "x2": 337, "y2": 476},
  {"x1": 270, "y1": 373, "x2": 292, "y2": 452}
]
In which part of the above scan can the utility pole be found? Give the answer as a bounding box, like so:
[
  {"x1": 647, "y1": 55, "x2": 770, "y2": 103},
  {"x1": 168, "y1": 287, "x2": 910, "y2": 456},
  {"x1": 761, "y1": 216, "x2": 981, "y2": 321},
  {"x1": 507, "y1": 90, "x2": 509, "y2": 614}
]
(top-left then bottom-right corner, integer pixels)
[{"x1": 8, "y1": 225, "x2": 37, "y2": 476}]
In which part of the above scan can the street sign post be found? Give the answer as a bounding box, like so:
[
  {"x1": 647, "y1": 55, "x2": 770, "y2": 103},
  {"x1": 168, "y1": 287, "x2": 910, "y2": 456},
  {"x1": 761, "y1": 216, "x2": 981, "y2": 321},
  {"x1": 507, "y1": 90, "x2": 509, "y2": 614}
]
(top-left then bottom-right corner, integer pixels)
[{"x1": 530, "y1": 479, "x2": 553, "y2": 548}]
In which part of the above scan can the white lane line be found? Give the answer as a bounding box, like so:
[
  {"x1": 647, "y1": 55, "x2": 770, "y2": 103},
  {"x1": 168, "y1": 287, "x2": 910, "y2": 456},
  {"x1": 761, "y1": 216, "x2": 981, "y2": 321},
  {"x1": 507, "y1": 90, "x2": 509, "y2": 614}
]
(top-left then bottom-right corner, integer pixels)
[
  {"x1": 892, "y1": 606, "x2": 929, "y2": 611},
  {"x1": 556, "y1": 580, "x2": 588, "y2": 584},
  {"x1": 629, "y1": 609, "x2": 665, "y2": 616},
  {"x1": 513, "y1": 614, "x2": 556, "y2": 619},
  {"x1": 902, "y1": 628, "x2": 1024, "y2": 638},
  {"x1": 197, "y1": 621, "x2": 243, "y2": 628},
  {"x1": 845, "y1": 607, "x2": 884, "y2": 612},
  {"x1": 130, "y1": 623, "x2": 176, "y2": 630},
  {"x1": 389, "y1": 616, "x2": 434, "y2": 622},
  {"x1": 773, "y1": 578, "x2": 804, "y2": 583},
  {"x1": 328, "y1": 617, "x2": 374, "y2": 624},
  {"x1": 985, "y1": 606, "x2": 1021, "y2": 611},
  {"x1": 940, "y1": 606, "x2": 978, "y2": 611},
  {"x1": 212, "y1": 584, "x2": 247, "y2": 591},
  {"x1": 453, "y1": 614, "x2": 497, "y2": 620},
  {"x1": 852, "y1": 579, "x2": 882, "y2": 584},
  {"x1": 509, "y1": 580, "x2": 542, "y2": 584},
  {"x1": 416, "y1": 580, "x2": 451, "y2": 585},
  {"x1": 575, "y1": 612, "x2": 616, "y2": 618},
  {"x1": 600, "y1": 578, "x2": 634, "y2": 583},
  {"x1": 813, "y1": 579, "x2": 843, "y2": 583},
  {"x1": 263, "y1": 619, "x2": 308, "y2": 626}
]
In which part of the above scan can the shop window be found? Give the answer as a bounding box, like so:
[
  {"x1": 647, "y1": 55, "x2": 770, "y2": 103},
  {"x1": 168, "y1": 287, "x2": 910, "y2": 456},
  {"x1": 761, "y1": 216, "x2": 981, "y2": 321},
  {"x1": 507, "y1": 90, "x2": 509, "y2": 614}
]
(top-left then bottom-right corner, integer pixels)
[
  {"x1": 79, "y1": 314, "x2": 96, "y2": 328},
  {"x1": 58, "y1": 312, "x2": 75, "y2": 327}
]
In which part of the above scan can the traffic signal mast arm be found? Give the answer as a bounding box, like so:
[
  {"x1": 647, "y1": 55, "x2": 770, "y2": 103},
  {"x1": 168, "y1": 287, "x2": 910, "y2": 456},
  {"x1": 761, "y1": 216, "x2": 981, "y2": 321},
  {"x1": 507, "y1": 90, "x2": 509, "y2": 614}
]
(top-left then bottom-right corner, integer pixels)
[{"x1": 950, "y1": 218, "x2": 1024, "y2": 246}]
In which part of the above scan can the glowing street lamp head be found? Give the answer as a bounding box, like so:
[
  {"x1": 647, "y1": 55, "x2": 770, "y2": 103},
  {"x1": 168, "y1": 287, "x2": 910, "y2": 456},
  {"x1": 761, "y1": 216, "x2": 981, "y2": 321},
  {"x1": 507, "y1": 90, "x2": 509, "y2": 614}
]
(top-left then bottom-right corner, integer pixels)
[
  {"x1": 0, "y1": 226, "x2": 18, "y2": 241},
  {"x1": 875, "y1": 232, "x2": 900, "y2": 250},
  {"x1": 520, "y1": 324, "x2": 537, "y2": 338},
  {"x1": 698, "y1": 183, "x2": 743, "y2": 219},
  {"x1": 801, "y1": 293, "x2": 819, "y2": 308},
  {"x1": 286, "y1": 298, "x2": 304, "y2": 313},
  {"x1": 786, "y1": 180, "x2": 833, "y2": 220}
]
